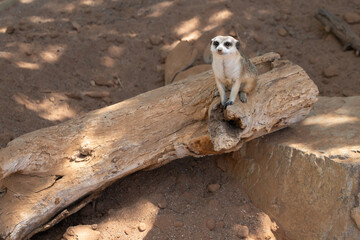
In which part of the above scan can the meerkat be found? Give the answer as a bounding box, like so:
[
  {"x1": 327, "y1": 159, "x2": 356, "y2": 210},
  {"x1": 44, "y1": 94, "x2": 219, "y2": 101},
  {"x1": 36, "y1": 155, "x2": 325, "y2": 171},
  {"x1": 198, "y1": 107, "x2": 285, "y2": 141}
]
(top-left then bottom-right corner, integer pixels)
[{"x1": 210, "y1": 35, "x2": 257, "y2": 108}]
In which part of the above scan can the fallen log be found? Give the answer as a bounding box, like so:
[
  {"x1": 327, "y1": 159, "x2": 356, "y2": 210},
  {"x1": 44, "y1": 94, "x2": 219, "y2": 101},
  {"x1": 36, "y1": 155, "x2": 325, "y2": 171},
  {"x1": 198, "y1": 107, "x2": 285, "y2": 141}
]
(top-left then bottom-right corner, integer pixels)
[
  {"x1": 315, "y1": 8, "x2": 360, "y2": 56},
  {"x1": 0, "y1": 53, "x2": 318, "y2": 240}
]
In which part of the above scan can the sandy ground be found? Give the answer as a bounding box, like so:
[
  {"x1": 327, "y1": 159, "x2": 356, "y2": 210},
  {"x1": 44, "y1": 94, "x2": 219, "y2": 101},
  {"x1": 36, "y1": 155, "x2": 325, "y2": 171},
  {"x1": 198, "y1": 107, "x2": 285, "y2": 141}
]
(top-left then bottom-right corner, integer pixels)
[{"x1": 0, "y1": 0, "x2": 359, "y2": 239}]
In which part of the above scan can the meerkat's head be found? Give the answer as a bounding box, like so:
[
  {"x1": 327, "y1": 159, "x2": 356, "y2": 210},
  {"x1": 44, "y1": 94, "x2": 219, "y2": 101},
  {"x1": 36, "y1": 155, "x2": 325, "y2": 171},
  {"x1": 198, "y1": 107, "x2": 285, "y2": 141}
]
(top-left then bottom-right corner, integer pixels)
[{"x1": 210, "y1": 35, "x2": 240, "y2": 57}]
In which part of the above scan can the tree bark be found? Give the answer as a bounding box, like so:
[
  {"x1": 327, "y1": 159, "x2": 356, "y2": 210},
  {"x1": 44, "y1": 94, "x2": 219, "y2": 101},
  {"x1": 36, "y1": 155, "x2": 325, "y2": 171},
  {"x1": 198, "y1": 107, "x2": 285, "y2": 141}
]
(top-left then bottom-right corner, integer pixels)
[{"x1": 0, "y1": 53, "x2": 318, "y2": 240}]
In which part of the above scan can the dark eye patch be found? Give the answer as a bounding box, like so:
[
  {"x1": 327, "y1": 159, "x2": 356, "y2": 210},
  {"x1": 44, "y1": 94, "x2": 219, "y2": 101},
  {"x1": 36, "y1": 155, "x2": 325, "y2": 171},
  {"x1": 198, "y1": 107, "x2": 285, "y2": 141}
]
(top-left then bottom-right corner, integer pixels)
[
  {"x1": 224, "y1": 42, "x2": 232, "y2": 47},
  {"x1": 213, "y1": 41, "x2": 219, "y2": 47}
]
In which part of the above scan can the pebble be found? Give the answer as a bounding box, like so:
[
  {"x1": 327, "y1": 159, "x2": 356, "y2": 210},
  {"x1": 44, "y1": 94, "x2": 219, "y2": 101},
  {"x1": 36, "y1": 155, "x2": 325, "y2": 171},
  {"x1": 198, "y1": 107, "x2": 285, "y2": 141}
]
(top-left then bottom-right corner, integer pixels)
[
  {"x1": 116, "y1": 37, "x2": 125, "y2": 44},
  {"x1": 102, "y1": 97, "x2": 112, "y2": 104},
  {"x1": 49, "y1": 97, "x2": 55, "y2": 102},
  {"x1": 234, "y1": 224, "x2": 249, "y2": 238},
  {"x1": 138, "y1": 222, "x2": 146, "y2": 232},
  {"x1": 158, "y1": 199, "x2": 167, "y2": 209},
  {"x1": 71, "y1": 21, "x2": 81, "y2": 31},
  {"x1": 323, "y1": 65, "x2": 339, "y2": 78},
  {"x1": 94, "y1": 77, "x2": 115, "y2": 87},
  {"x1": 149, "y1": 35, "x2": 163, "y2": 46},
  {"x1": 5, "y1": 25, "x2": 15, "y2": 34},
  {"x1": 145, "y1": 39, "x2": 153, "y2": 49},
  {"x1": 277, "y1": 27, "x2": 287, "y2": 37},
  {"x1": 174, "y1": 221, "x2": 183, "y2": 227},
  {"x1": 50, "y1": 32, "x2": 60, "y2": 39},
  {"x1": 274, "y1": 15, "x2": 282, "y2": 21},
  {"x1": 206, "y1": 218, "x2": 216, "y2": 231},
  {"x1": 343, "y1": 12, "x2": 360, "y2": 24},
  {"x1": 208, "y1": 183, "x2": 220, "y2": 193},
  {"x1": 309, "y1": 57, "x2": 318, "y2": 64},
  {"x1": 90, "y1": 80, "x2": 96, "y2": 86},
  {"x1": 253, "y1": 33, "x2": 263, "y2": 44},
  {"x1": 84, "y1": 90, "x2": 110, "y2": 99},
  {"x1": 65, "y1": 92, "x2": 82, "y2": 100}
]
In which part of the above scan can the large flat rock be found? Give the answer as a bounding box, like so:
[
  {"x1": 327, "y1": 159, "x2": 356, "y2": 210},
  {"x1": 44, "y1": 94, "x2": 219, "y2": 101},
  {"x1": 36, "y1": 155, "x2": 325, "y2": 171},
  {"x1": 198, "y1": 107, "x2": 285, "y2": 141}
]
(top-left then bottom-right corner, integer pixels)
[{"x1": 225, "y1": 96, "x2": 360, "y2": 240}]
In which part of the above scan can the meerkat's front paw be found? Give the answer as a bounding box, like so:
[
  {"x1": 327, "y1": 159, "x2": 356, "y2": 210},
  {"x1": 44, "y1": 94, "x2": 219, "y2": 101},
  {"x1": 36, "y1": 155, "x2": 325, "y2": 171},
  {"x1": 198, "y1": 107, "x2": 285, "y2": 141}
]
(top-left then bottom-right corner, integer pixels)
[
  {"x1": 224, "y1": 100, "x2": 233, "y2": 108},
  {"x1": 240, "y1": 92, "x2": 247, "y2": 103}
]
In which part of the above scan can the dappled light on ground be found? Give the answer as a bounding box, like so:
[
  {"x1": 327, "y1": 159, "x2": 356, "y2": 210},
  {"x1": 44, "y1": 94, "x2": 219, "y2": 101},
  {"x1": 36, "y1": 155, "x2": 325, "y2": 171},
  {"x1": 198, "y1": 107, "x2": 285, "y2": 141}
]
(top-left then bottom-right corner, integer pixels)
[{"x1": 13, "y1": 92, "x2": 77, "y2": 121}]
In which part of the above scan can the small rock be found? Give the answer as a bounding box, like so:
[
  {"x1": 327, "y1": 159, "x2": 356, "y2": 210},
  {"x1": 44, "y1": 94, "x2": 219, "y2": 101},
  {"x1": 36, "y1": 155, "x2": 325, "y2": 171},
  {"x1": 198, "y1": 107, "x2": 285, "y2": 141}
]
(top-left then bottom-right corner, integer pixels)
[
  {"x1": 71, "y1": 21, "x2": 81, "y2": 31},
  {"x1": 90, "y1": 80, "x2": 96, "y2": 86},
  {"x1": 274, "y1": 15, "x2": 282, "y2": 21},
  {"x1": 116, "y1": 36, "x2": 125, "y2": 44},
  {"x1": 206, "y1": 218, "x2": 216, "y2": 231},
  {"x1": 253, "y1": 33, "x2": 263, "y2": 44},
  {"x1": 49, "y1": 97, "x2": 55, "y2": 102},
  {"x1": 321, "y1": 79, "x2": 329, "y2": 85},
  {"x1": 234, "y1": 224, "x2": 249, "y2": 238},
  {"x1": 149, "y1": 35, "x2": 163, "y2": 46},
  {"x1": 323, "y1": 65, "x2": 339, "y2": 78},
  {"x1": 5, "y1": 25, "x2": 15, "y2": 34},
  {"x1": 158, "y1": 199, "x2": 167, "y2": 209},
  {"x1": 208, "y1": 183, "x2": 220, "y2": 193},
  {"x1": 224, "y1": 0, "x2": 231, "y2": 8},
  {"x1": 50, "y1": 32, "x2": 60, "y2": 38},
  {"x1": 309, "y1": 57, "x2": 319, "y2": 64},
  {"x1": 94, "y1": 77, "x2": 115, "y2": 87},
  {"x1": 277, "y1": 27, "x2": 287, "y2": 37},
  {"x1": 63, "y1": 225, "x2": 100, "y2": 240},
  {"x1": 174, "y1": 221, "x2": 183, "y2": 227},
  {"x1": 84, "y1": 90, "x2": 110, "y2": 99},
  {"x1": 65, "y1": 92, "x2": 82, "y2": 100},
  {"x1": 102, "y1": 97, "x2": 113, "y2": 104},
  {"x1": 343, "y1": 12, "x2": 360, "y2": 24},
  {"x1": 138, "y1": 222, "x2": 146, "y2": 232},
  {"x1": 145, "y1": 39, "x2": 153, "y2": 49},
  {"x1": 25, "y1": 49, "x2": 33, "y2": 56}
]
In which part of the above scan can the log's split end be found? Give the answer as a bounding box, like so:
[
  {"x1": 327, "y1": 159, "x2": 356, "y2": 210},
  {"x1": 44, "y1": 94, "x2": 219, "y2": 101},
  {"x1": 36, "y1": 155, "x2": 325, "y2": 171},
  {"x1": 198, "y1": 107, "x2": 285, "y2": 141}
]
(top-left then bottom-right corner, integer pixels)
[{"x1": 208, "y1": 55, "x2": 319, "y2": 152}]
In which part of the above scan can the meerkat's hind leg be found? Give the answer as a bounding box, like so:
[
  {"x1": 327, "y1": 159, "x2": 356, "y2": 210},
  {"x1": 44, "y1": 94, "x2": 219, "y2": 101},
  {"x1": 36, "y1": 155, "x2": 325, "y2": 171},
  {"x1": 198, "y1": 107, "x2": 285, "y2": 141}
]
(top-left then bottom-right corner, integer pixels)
[
  {"x1": 239, "y1": 76, "x2": 256, "y2": 103},
  {"x1": 240, "y1": 92, "x2": 247, "y2": 103}
]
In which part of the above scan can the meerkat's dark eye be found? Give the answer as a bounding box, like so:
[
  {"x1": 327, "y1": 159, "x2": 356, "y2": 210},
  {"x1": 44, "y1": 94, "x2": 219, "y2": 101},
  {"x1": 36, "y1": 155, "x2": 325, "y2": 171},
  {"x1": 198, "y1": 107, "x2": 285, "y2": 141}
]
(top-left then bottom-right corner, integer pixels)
[
  {"x1": 213, "y1": 41, "x2": 219, "y2": 47},
  {"x1": 224, "y1": 42, "x2": 232, "y2": 47}
]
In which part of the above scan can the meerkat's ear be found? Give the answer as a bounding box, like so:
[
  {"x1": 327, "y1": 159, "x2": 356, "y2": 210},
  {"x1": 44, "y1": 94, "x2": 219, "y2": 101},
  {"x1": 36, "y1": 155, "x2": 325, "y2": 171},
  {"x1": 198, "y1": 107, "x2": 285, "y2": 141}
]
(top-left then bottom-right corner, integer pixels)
[
  {"x1": 236, "y1": 41, "x2": 240, "y2": 50},
  {"x1": 210, "y1": 40, "x2": 213, "y2": 45}
]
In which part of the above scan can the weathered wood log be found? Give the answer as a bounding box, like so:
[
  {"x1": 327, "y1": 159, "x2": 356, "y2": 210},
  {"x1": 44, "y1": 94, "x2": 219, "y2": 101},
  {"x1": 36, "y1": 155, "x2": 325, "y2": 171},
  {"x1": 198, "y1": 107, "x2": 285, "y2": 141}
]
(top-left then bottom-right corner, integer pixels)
[
  {"x1": 0, "y1": 53, "x2": 318, "y2": 240},
  {"x1": 315, "y1": 8, "x2": 360, "y2": 56}
]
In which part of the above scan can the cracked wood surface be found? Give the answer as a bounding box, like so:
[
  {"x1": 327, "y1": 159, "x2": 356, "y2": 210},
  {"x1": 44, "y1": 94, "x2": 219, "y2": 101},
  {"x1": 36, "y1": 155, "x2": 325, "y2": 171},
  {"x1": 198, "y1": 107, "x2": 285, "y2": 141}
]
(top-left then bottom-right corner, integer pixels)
[{"x1": 0, "y1": 53, "x2": 318, "y2": 239}]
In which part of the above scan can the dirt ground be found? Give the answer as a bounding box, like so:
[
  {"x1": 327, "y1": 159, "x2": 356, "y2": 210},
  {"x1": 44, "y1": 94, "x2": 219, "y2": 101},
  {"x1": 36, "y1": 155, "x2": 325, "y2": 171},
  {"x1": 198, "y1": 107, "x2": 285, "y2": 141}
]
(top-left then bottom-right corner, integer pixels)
[{"x1": 0, "y1": 0, "x2": 359, "y2": 239}]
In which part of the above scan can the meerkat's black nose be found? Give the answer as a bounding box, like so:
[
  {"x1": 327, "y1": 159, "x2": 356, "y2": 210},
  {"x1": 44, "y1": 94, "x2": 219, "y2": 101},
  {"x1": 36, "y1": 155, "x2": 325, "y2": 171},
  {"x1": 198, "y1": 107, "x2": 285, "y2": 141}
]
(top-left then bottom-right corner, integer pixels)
[{"x1": 217, "y1": 49, "x2": 223, "y2": 54}]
